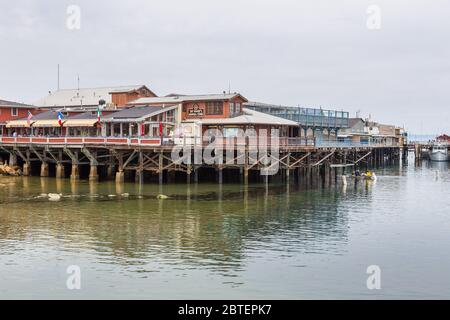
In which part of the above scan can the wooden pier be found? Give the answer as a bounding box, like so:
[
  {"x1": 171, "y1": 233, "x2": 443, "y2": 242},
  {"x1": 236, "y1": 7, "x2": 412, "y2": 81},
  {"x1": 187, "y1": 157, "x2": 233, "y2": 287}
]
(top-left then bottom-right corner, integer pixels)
[{"x1": 0, "y1": 136, "x2": 404, "y2": 184}]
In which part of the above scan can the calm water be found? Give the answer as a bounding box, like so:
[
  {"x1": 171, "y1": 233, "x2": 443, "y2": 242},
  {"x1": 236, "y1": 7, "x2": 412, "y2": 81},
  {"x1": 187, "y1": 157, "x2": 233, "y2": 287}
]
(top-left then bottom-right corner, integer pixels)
[{"x1": 1, "y1": 157, "x2": 449, "y2": 299}]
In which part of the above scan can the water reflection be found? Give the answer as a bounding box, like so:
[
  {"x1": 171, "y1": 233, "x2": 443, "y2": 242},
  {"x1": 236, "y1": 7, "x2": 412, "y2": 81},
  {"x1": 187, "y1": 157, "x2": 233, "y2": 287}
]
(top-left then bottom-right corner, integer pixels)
[
  {"x1": 0, "y1": 176, "x2": 360, "y2": 275},
  {"x1": 5, "y1": 163, "x2": 447, "y2": 299}
]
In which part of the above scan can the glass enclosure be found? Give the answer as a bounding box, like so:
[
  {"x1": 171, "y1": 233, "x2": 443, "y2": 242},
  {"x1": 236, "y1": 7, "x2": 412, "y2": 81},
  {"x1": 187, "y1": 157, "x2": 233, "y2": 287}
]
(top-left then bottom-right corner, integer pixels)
[{"x1": 245, "y1": 104, "x2": 350, "y2": 128}]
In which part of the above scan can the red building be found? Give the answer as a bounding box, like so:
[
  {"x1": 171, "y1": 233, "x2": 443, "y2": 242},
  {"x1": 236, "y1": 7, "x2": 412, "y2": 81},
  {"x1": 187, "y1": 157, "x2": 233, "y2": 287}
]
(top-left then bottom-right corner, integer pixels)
[
  {"x1": 127, "y1": 93, "x2": 299, "y2": 141},
  {"x1": 128, "y1": 93, "x2": 248, "y2": 121},
  {"x1": 0, "y1": 98, "x2": 41, "y2": 134},
  {"x1": 436, "y1": 134, "x2": 450, "y2": 142}
]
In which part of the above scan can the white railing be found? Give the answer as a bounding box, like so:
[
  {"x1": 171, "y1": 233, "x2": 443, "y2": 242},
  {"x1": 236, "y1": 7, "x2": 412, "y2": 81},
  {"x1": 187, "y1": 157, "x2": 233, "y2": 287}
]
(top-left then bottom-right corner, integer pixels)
[
  {"x1": 0, "y1": 136, "x2": 401, "y2": 149},
  {"x1": 316, "y1": 140, "x2": 400, "y2": 148}
]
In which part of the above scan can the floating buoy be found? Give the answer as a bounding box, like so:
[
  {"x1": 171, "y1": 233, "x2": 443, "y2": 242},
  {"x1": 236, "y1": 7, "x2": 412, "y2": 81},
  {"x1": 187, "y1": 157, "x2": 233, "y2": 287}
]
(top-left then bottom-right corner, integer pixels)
[
  {"x1": 157, "y1": 194, "x2": 169, "y2": 200},
  {"x1": 121, "y1": 193, "x2": 130, "y2": 198}
]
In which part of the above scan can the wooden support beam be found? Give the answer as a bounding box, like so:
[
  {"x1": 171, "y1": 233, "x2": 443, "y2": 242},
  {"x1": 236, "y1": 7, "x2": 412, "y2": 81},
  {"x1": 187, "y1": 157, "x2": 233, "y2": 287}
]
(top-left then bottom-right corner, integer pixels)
[
  {"x1": 288, "y1": 152, "x2": 311, "y2": 169},
  {"x1": 13, "y1": 148, "x2": 27, "y2": 162},
  {"x1": 312, "y1": 150, "x2": 335, "y2": 167},
  {"x1": 122, "y1": 150, "x2": 137, "y2": 169},
  {"x1": 81, "y1": 147, "x2": 98, "y2": 166},
  {"x1": 354, "y1": 151, "x2": 372, "y2": 165},
  {"x1": 63, "y1": 148, "x2": 78, "y2": 164},
  {"x1": 30, "y1": 145, "x2": 46, "y2": 163}
]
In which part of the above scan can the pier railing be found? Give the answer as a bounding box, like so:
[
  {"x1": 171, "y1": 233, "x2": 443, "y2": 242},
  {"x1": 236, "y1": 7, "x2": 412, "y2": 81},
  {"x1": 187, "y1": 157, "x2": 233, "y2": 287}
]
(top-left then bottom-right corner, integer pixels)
[
  {"x1": 0, "y1": 136, "x2": 316, "y2": 147},
  {"x1": 0, "y1": 136, "x2": 401, "y2": 149},
  {"x1": 0, "y1": 136, "x2": 162, "y2": 147},
  {"x1": 316, "y1": 140, "x2": 401, "y2": 148}
]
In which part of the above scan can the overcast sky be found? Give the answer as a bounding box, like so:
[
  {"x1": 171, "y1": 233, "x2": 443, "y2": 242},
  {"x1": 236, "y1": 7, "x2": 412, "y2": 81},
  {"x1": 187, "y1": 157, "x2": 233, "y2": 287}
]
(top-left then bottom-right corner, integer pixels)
[{"x1": 0, "y1": 0, "x2": 449, "y2": 133}]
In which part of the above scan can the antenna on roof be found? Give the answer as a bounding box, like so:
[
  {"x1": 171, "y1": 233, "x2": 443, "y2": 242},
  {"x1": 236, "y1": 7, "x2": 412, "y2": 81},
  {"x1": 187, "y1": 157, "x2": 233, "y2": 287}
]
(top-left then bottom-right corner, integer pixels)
[
  {"x1": 77, "y1": 74, "x2": 80, "y2": 91},
  {"x1": 228, "y1": 81, "x2": 231, "y2": 94},
  {"x1": 57, "y1": 64, "x2": 60, "y2": 91}
]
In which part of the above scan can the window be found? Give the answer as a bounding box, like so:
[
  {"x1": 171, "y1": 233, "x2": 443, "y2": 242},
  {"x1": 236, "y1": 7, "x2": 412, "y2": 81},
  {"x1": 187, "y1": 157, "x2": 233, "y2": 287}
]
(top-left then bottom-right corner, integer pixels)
[
  {"x1": 229, "y1": 102, "x2": 235, "y2": 115},
  {"x1": 236, "y1": 103, "x2": 241, "y2": 114},
  {"x1": 11, "y1": 108, "x2": 18, "y2": 117},
  {"x1": 206, "y1": 101, "x2": 223, "y2": 115}
]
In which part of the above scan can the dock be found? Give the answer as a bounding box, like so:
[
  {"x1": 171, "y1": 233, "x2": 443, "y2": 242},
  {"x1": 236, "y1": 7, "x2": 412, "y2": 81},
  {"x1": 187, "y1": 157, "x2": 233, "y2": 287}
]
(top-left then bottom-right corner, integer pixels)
[{"x1": 0, "y1": 136, "x2": 404, "y2": 184}]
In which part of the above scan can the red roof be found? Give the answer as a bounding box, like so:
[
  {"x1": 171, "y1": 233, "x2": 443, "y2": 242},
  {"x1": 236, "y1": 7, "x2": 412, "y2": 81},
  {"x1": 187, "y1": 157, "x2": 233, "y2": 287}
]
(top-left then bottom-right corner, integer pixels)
[{"x1": 436, "y1": 134, "x2": 450, "y2": 142}]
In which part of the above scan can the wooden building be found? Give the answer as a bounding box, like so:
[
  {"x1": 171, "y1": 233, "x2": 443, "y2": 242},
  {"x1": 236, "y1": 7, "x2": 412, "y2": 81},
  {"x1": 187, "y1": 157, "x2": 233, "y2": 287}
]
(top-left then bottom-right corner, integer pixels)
[
  {"x1": 129, "y1": 93, "x2": 248, "y2": 120},
  {"x1": 436, "y1": 134, "x2": 450, "y2": 142},
  {"x1": 128, "y1": 93, "x2": 299, "y2": 141},
  {"x1": 0, "y1": 98, "x2": 41, "y2": 135}
]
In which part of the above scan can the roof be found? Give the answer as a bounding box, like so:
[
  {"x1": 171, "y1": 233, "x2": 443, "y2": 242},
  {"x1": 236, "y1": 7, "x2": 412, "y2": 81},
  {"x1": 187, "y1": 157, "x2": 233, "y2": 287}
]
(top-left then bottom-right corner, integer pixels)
[
  {"x1": 348, "y1": 118, "x2": 364, "y2": 127},
  {"x1": 31, "y1": 110, "x2": 60, "y2": 120},
  {"x1": 0, "y1": 99, "x2": 36, "y2": 109},
  {"x1": 437, "y1": 134, "x2": 450, "y2": 141},
  {"x1": 69, "y1": 111, "x2": 98, "y2": 120},
  {"x1": 33, "y1": 85, "x2": 150, "y2": 108},
  {"x1": 199, "y1": 108, "x2": 299, "y2": 126},
  {"x1": 103, "y1": 106, "x2": 164, "y2": 119},
  {"x1": 102, "y1": 105, "x2": 177, "y2": 122},
  {"x1": 244, "y1": 101, "x2": 293, "y2": 109},
  {"x1": 6, "y1": 120, "x2": 31, "y2": 128},
  {"x1": 131, "y1": 93, "x2": 248, "y2": 105},
  {"x1": 6, "y1": 111, "x2": 99, "y2": 128}
]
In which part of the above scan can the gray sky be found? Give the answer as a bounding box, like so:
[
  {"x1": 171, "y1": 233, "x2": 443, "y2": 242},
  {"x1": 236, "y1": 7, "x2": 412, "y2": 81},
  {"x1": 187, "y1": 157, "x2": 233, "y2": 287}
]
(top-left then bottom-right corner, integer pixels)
[{"x1": 1, "y1": 0, "x2": 449, "y2": 133}]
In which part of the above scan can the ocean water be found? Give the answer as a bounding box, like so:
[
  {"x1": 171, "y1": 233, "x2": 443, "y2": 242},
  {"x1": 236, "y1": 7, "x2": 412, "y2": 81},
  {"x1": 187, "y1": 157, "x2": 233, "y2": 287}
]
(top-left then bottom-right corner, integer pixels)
[{"x1": 0, "y1": 157, "x2": 449, "y2": 299}]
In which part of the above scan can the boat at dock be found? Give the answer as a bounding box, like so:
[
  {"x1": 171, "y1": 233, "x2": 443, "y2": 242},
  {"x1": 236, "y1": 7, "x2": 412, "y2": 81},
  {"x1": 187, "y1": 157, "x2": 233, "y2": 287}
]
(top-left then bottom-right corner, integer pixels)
[{"x1": 429, "y1": 143, "x2": 450, "y2": 162}]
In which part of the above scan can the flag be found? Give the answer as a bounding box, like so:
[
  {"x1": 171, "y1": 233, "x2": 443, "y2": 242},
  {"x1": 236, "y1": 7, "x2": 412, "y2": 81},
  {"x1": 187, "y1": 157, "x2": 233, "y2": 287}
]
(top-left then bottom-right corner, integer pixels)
[
  {"x1": 27, "y1": 111, "x2": 33, "y2": 126},
  {"x1": 159, "y1": 122, "x2": 164, "y2": 137},
  {"x1": 97, "y1": 106, "x2": 102, "y2": 122},
  {"x1": 57, "y1": 112, "x2": 64, "y2": 126}
]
